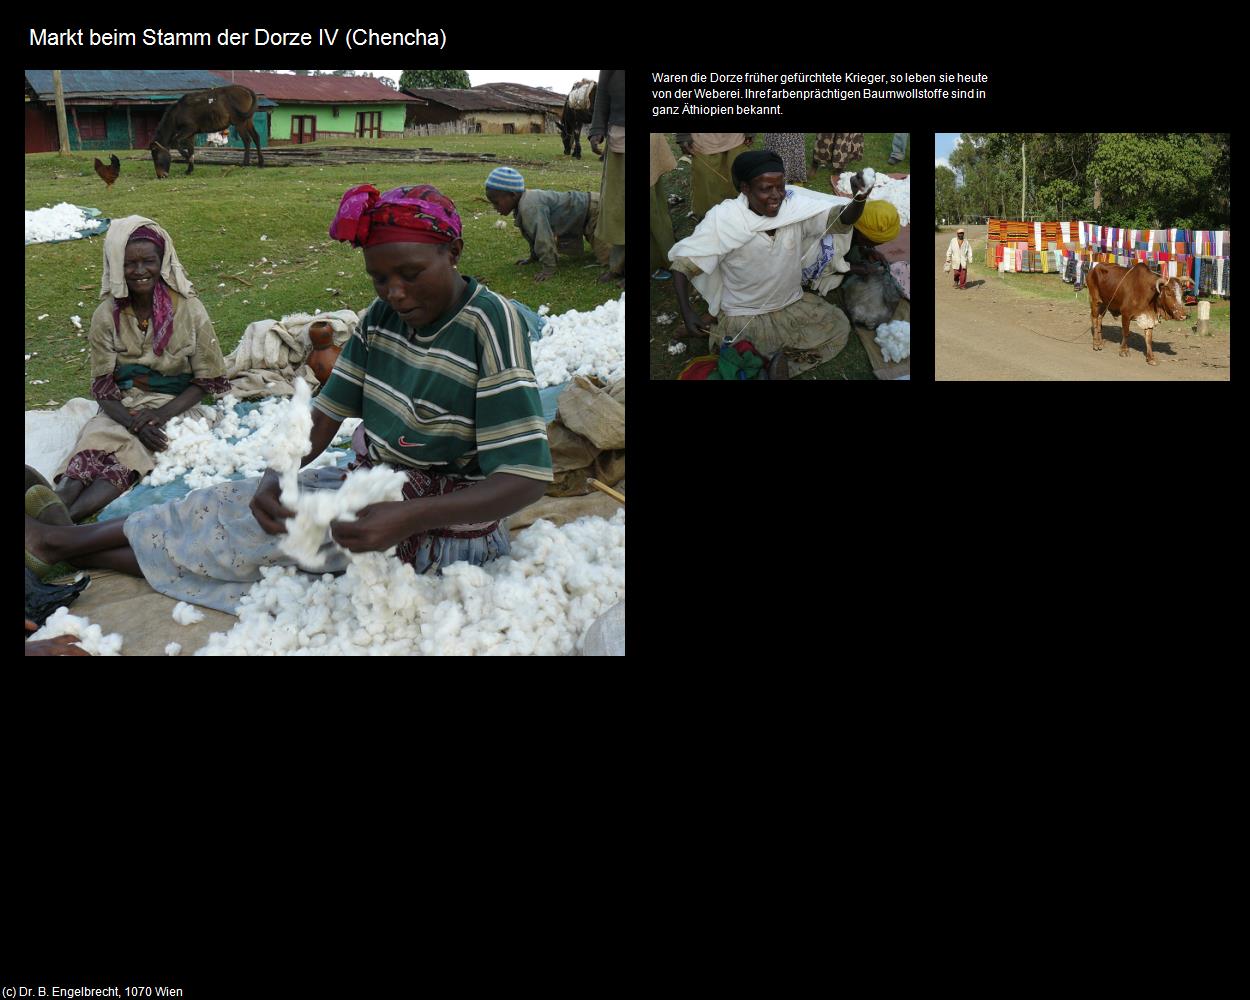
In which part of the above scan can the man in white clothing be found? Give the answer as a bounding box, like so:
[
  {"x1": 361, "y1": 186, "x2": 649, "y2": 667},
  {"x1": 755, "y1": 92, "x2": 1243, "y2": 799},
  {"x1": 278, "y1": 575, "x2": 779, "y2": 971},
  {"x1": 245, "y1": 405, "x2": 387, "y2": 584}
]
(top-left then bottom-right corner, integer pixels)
[{"x1": 945, "y1": 228, "x2": 973, "y2": 290}]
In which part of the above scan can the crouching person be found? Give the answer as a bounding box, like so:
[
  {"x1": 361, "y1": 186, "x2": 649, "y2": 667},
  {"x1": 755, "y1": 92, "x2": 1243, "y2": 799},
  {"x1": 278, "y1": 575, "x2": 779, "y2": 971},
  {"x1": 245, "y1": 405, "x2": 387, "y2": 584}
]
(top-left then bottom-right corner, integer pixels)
[{"x1": 485, "y1": 167, "x2": 604, "y2": 283}]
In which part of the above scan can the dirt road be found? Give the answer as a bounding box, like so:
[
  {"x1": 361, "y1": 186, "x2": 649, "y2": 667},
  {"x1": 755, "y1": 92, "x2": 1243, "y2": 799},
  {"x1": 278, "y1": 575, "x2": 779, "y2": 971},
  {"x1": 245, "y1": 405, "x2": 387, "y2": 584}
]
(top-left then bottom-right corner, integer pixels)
[{"x1": 935, "y1": 227, "x2": 1230, "y2": 380}]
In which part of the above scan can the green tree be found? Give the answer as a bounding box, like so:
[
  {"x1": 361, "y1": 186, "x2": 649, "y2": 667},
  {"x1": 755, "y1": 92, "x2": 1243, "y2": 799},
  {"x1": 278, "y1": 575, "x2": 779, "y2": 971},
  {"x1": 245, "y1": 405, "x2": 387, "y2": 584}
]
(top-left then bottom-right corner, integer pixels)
[
  {"x1": 934, "y1": 166, "x2": 960, "y2": 224},
  {"x1": 399, "y1": 70, "x2": 471, "y2": 90},
  {"x1": 1089, "y1": 133, "x2": 1213, "y2": 228}
]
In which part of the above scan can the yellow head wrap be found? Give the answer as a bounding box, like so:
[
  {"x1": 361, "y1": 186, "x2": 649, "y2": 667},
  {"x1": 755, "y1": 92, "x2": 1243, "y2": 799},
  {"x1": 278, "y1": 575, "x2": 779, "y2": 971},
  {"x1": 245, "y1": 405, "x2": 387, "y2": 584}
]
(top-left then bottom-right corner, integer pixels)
[{"x1": 853, "y1": 200, "x2": 900, "y2": 244}]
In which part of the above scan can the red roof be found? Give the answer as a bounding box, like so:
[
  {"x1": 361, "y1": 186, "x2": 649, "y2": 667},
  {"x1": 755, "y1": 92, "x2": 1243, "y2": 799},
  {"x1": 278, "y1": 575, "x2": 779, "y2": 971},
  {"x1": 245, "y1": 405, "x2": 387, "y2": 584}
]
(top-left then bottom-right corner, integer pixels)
[{"x1": 209, "y1": 71, "x2": 421, "y2": 104}]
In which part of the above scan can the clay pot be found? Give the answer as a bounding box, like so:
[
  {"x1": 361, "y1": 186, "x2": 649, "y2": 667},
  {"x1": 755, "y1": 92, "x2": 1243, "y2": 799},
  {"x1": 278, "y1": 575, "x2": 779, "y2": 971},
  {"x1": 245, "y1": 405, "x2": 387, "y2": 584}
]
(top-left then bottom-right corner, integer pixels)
[{"x1": 307, "y1": 321, "x2": 341, "y2": 386}]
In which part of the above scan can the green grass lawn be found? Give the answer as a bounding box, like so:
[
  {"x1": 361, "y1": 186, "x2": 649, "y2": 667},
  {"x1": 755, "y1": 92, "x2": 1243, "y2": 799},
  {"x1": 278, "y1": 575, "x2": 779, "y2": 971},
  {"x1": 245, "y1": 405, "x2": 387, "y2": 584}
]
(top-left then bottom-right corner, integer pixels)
[
  {"x1": 26, "y1": 134, "x2": 616, "y2": 408},
  {"x1": 961, "y1": 235, "x2": 1232, "y2": 333},
  {"x1": 649, "y1": 132, "x2": 908, "y2": 380}
]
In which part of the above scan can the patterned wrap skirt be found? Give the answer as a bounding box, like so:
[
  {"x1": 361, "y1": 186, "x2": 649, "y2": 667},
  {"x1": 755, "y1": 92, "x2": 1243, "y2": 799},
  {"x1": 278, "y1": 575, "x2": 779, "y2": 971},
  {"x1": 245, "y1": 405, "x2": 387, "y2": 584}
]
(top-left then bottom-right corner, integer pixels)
[{"x1": 812, "y1": 133, "x2": 864, "y2": 172}]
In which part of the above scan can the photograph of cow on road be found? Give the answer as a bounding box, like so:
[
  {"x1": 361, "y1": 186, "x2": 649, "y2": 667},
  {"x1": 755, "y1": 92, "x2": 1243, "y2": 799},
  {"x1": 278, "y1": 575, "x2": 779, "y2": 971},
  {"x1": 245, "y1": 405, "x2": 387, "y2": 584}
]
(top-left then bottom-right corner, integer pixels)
[{"x1": 934, "y1": 133, "x2": 1230, "y2": 381}]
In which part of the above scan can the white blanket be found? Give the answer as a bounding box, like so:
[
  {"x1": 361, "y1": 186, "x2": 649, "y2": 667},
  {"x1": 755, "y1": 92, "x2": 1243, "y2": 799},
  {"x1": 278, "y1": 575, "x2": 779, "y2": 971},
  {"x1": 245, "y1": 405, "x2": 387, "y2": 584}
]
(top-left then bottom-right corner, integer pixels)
[{"x1": 25, "y1": 398, "x2": 99, "y2": 482}]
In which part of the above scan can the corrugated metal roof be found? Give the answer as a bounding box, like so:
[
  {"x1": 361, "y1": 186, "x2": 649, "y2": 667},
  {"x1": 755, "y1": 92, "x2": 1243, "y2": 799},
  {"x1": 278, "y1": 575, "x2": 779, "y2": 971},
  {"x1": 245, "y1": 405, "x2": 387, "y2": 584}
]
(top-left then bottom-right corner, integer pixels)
[
  {"x1": 24, "y1": 70, "x2": 277, "y2": 107},
  {"x1": 25, "y1": 69, "x2": 230, "y2": 100},
  {"x1": 480, "y1": 83, "x2": 566, "y2": 109},
  {"x1": 208, "y1": 71, "x2": 418, "y2": 104},
  {"x1": 405, "y1": 83, "x2": 563, "y2": 113}
]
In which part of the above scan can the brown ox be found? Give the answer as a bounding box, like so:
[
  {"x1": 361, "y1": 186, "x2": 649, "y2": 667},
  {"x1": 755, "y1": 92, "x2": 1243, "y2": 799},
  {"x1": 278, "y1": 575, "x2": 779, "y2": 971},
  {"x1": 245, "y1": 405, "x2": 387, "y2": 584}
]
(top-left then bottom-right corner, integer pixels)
[{"x1": 1087, "y1": 262, "x2": 1191, "y2": 366}]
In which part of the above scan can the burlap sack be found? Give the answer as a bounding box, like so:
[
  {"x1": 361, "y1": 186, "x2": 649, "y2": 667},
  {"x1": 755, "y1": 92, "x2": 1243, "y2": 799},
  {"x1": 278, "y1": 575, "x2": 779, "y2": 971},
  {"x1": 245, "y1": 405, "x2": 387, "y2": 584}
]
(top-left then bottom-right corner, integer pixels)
[{"x1": 558, "y1": 377, "x2": 625, "y2": 451}]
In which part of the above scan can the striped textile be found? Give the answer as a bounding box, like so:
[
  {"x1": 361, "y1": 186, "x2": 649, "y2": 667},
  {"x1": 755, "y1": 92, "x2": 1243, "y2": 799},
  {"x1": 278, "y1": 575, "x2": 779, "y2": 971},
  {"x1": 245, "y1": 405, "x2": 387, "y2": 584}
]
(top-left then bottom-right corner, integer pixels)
[{"x1": 314, "y1": 277, "x2": 553, "y2": 484}]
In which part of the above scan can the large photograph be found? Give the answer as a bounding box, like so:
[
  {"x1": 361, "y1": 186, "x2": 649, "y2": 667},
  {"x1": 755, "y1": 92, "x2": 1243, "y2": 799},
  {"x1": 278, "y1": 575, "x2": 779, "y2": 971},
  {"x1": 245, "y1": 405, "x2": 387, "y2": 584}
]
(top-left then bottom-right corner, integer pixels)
[{"x1": 25, "y1": 68, "x2": 626, "y2": 656}]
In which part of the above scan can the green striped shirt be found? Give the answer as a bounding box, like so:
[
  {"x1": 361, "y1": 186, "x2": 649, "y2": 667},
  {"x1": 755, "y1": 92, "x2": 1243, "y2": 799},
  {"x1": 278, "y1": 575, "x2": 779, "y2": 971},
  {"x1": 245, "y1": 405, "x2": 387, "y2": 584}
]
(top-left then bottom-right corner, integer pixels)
[{"x1": 313, "y1": 277, "x2": 553, "y2": 483}]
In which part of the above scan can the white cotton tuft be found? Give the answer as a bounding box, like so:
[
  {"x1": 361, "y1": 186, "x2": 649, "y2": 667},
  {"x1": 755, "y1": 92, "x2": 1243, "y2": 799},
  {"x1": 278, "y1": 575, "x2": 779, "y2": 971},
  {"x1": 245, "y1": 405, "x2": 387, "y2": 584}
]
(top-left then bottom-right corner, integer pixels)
[
  {"x1": 494, "y1": 220, "x2": 508, "y2": 230},
  {"x1": 268, "y1": 378, "x2": 315, "y2": 507},
  {"x1": 29, "y1": 607, "x2": 123, "y2": 655},
  {"x1": 838, "y1": 171, "x2": 909, "y2": 227},
  {"x1": 531, "y1": 294, "x2": 625, "y2": 388},
  {"x1": 279, "y1": 464, "x2": 408, "y2": 569},
  {"x1": 861, "y1": 166, "x2": 876, "y2": 188},
  {"x1": 667, "y1": 342, "x2": 686, "y2": 355},
  {"x1": 874, "y1": 320, "x2": 911, "y2": 363},
  {"x1": 172, "y1": 601, "x2": 206, "y2": 626},
  {"x1": 165, "y1": 642, "x2": 182, "y2": 656}
]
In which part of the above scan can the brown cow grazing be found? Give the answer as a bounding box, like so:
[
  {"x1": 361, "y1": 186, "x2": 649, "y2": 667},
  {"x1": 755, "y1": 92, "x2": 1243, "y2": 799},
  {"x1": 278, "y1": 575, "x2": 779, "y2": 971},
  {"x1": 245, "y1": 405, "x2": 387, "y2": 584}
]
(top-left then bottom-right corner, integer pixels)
[
  {"x1": 1087, "y1": 262, "x2": 1191, "y2": 366},
  {"x1": 150, "y1": 85, "x2": 264, "y2": 179}
]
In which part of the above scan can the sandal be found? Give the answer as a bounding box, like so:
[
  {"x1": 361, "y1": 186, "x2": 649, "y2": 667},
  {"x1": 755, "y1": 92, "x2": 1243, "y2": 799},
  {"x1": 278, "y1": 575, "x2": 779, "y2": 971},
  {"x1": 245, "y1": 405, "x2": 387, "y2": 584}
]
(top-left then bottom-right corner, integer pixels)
[
  {"x1": 26, "y1": 485, "x2": 73, "y2": 526},
  {"x1": 25, "y1": 465, "x2": 56, "y2": 493},
  {"x1": 25, "y1": 546, "x2": 56, "y2": 580}
]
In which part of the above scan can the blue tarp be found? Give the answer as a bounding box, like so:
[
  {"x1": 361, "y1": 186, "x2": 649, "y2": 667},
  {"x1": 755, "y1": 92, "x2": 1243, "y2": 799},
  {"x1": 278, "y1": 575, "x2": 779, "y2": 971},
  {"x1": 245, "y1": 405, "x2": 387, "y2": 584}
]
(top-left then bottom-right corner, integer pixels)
[{"x1": 511, "y1": 298, "x2": 567, "y2": 421}]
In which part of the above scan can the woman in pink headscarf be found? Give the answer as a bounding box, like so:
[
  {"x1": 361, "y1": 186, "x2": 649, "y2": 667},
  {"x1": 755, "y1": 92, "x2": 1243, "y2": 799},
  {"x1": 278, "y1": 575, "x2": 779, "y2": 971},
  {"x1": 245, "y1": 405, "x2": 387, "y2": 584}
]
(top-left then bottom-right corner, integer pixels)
[{"x1": 26, "y1": 187, "x2": 554, "y2": 619}]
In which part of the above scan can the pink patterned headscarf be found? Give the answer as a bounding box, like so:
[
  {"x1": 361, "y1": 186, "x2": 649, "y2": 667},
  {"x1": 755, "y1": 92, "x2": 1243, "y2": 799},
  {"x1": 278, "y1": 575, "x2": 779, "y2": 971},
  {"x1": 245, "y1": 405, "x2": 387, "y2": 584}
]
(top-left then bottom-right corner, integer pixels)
[
  {"x1": 329, "y1": 184, "x2": 462, "y2": 248},
  {"x1": 113, "y1": 226, "x2": 175, "y2": 356}
]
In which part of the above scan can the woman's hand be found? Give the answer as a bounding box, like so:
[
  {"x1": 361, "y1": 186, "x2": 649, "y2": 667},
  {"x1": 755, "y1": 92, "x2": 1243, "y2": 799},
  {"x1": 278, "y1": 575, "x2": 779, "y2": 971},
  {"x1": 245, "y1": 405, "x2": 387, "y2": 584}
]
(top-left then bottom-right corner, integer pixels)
[
  {"x1": 589, "y1": 136, "x2": 604, "y2": 157},
  {"x1": 249, "y1": 469, "x2": 295, "y2": 535},
  {"x1": 25, "y1": 633, "x2": 89, "y2": 656},
  {"x1": 136, "y1": 422, "x2": 169, "y2": 451},
  {"x1": 128, "y1": 409, "x2": 165, "y2": 434},
  {"x1": 329, "y1": 500, "x2": 416, "y2": 553},
  {"x1": 683, "y1": 312, "x2": 717, "y2": 338},
  {"x1": 679, "y1": 141, "x2": 695, "y2": 157}
]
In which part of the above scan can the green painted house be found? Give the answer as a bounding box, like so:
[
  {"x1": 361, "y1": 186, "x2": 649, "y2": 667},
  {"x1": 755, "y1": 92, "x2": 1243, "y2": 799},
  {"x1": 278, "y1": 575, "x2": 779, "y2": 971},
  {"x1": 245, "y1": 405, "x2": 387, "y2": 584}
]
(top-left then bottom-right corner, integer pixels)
[{"x1": 211, "y1": 71, "x2": 419, "y2": 144}]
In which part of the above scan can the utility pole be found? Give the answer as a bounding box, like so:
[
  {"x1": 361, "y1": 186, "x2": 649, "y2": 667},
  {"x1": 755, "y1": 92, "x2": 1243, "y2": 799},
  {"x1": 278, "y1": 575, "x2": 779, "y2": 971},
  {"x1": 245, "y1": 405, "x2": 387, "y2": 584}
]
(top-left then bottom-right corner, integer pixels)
[
  {"x1": 1021, "y1": 141, "x2": 1026, "y2": 221},
  {"x1": 53, "y1": 70, "x2": 70, "y2": 155}
]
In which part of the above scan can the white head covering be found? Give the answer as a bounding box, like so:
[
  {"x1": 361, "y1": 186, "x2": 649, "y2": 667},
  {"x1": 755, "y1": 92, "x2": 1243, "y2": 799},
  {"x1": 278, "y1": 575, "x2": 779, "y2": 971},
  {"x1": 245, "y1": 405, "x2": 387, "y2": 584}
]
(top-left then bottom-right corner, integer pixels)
[{"x1": 100, "y1": 215, "x2": 195, "y2": 302}]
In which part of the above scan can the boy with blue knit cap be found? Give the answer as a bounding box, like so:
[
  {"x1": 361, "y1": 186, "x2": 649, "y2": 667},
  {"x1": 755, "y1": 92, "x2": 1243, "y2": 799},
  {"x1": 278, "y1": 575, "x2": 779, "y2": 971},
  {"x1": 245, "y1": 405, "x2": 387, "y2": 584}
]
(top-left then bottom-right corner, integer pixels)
[{"x1": 485, "y1": 166, "x2": 603, "y2": 283}]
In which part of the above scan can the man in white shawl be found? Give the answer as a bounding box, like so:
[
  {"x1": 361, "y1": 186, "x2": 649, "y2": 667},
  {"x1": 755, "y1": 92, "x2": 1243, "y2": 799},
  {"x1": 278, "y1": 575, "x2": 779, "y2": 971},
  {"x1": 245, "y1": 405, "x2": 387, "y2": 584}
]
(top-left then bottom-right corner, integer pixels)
[{"x1": 668, "y1": 150, "x2": 875, "y2": 357}]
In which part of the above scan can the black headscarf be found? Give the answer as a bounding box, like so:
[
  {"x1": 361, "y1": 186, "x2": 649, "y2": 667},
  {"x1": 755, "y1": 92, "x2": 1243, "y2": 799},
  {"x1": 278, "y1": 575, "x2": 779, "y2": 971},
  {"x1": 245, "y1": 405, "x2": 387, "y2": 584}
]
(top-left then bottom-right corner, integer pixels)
[{"x1": 732, "y1": 150, "x2": 786, "y2": 187}]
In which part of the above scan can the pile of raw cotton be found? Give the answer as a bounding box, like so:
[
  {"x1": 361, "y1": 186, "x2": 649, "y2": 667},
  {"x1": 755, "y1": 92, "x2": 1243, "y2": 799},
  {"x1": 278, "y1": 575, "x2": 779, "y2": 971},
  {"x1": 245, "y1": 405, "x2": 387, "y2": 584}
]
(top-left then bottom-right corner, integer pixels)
[
  {"x1": 28, "y1": 607, "x2": 123, "y2": 655},
  {"x1": 874, "y1": 320, "x2": 911, "y2": 364},
  {"x1": 25, "y1": 203, "x2": 96, "y2": 244},
  {"x1": 531, "y1": 294, "x2": 625, "y2": 389},
  {"x1": 837, "y1": 171, "x2": 911, "y2": 228},
  {"x1": 188, "y1": 377, "x2": 626, "y2": 656},
  {"x1": 144, "y1": 387, "x2": 359, "y2": 491},
  {"x1": 194, "y1": 511, "x2": 626, "y2": 656}
]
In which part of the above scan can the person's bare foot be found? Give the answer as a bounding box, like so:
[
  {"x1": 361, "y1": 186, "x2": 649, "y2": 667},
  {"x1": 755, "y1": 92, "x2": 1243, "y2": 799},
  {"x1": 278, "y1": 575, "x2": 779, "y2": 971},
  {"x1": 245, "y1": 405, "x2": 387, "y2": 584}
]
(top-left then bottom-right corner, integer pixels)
[
  {"x1": 598, "y1": 270, "x2": 620, "y2": 284},
  {"x1": 25, "y1": 514, "x2": 65, "y2": 567}
]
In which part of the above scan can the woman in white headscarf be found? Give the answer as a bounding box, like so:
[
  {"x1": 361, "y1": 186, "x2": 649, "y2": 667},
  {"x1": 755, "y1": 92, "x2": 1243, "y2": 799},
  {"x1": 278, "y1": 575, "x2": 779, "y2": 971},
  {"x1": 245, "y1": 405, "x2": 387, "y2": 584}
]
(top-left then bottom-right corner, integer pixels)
[{"x1": 51, "y1": 216, "x2": 229, "y2": 522}]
